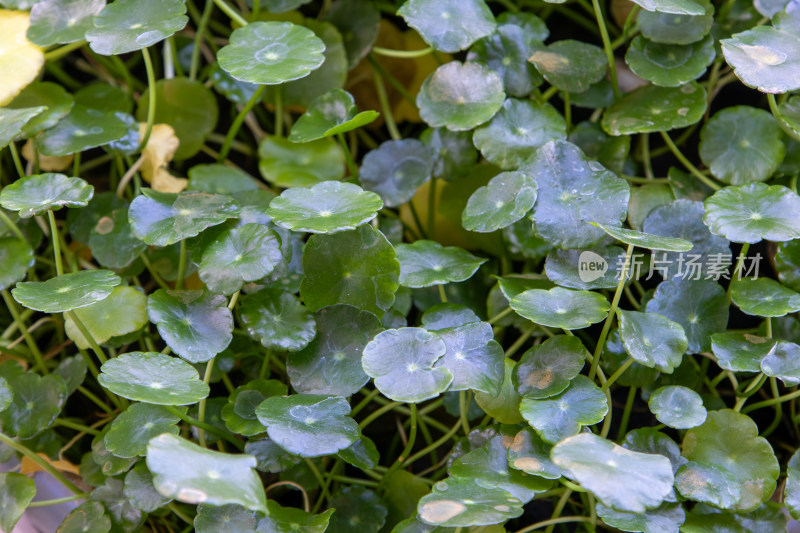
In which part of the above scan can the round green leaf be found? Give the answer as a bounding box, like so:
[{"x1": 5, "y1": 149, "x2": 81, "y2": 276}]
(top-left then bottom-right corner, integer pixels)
[
  {"x1": 0, "y1": 377, "x2": 11, "y2": 414},
  {"x1": 510, "y1": 286, "x2": 611, "y2": 329},
  {"x1": 514, "y1": 334, "x2": 586, "y2": 399},
  {"x1": 421, "y1": 302, "x2": 480, "y2": 330},
  {"x1": 711, "y1": 332, "x2": 775, "y2": 373},
  {"x1": 421, "y1": 127, "x2": 478, "y2": 181},
  {"x1": 255, "y1": 394, "x2": 360, "y2": 457},
  {"x1": 638, "y1": 0, "x2": 714, "y2": 45},
  {"x1": 449, "y1": 436, "x2": 551, "y2": 503},
  {"x1": 648, "y1": 385, "x2": 707, "y2": 428},
  {"x1": 625, "y1": 35, "x2": 715, "y2": 87},
  {"x1": 551, "y1": 432, "x2": 675, "y2": 513},
  {"x1": 136, "y1": 78, "x2": 219, "y2": 160},
  {"x1": 323, "y1": 0, "x2": 379, "y2": 68},
  {"x1": 629, "y1": 0, "x2": 706, "y2": 14},
  {"x1": 289, "y1": 89, "x2": 379, "y2": 142},
  {"x1": 259, "y1": 136, "x2": 345, "y2": 188},
  {"x1": 507, "y1": 428, "x2": 562, "y2": 479},
  {"x1": 358, "y1": 139, "x2": 434, "y2": 208},
  {"x1": 218, "y1": 21, "x2": 326, "y2": 85},
  {"x1": 520, "y1": 375, "x2": 608, "y2": 443},
  {"x1": 88, "y1": 478, "x2": 143, "y2": 531},
  {"x1": 0, "y1": 372, "x2": 67, "y2": 438},
  {"x1": 98, "y1": 352, "x2": 210, "y2": 405},
  {"x1": 468, "y1": 19, "x2": 545, "y2": 97},
  {"x1": 287, "y1": 305, "x2": 383, "y2": 397},
  {"x1": 88, "y1": 205, "x2": 147, "y2": 270},
  {"x1": 124, "y1": 463, "x2": 172, "y2": 513},
  {"x1": 239, "y1": 288, "x2": 316, "y2": 352},
  {"x1": 472, "y1": 98, "x2": 566, "y2": 169},
  {"x1": 245, "y1": 438, "x2": 300, "y2": 473},
  {"x1": 776, "y1": 240, "x2": 800, "y2": 291},
  {"x1": 601, "y1": 82, "x2": 707, "y2": 135},
  {"x1": 731, "y1": 277, "x2": 800, "y2": 317},
  {"x1": 105, "y1": 403, "x2": 181, "y2": 458},
  {"x1": 187, "y1": 164, "x2": 259, "y2": 195},
  {"x1": 395, "y1": 240, "x2": 486, "y2": 288},
  {"x1": 398, "y1": 0, "x2": 495, "y2": 53},
  {"x1": 198, "y1": 223, "x2": 282, "y2": 295},
  {"x1": 300, "y1": 225, "x2": 399, "y2": 317},
  {"x1": 27, "y1": 0, "x2": 105, "y2": 47},
  {"x1": 57, "y1": 501, "x2": 111, "y2": 533},
  {"x1": 645, "y1": 278, "x2": 728, "y2": 353},
  {"x1": 622, "y1": 427, "x2": 687, "y2": 478},
  {"x1": 417, "y1": 477, "x2": 523, "y2": 527},
  {"x1": 526, "y1": 140, "x2": 630, "y2": 249},
  {"x1": 786, "y1": 449, "x2": 800, "y2": 520},
  {"x1": 0, "y1": 238, "x2": 34, "y2": 291},
  {"x1": 64, "y1": 286, "x2": 147, "y2": 349},
  {"x1": 267, "y1": 181, "x2": 382, "y2": 234},
  {"x1": 545, "y1": 246, "x2": 638, "y2": 291},
  {"x1": 12, "y1": 269, "x2": 120, "y2": 313},
  {"x1": 721, "y1": 26, "x2": 800, "y2": 93},
  {"x1": 676, "y1": 461, "x2": 742, "y2": 509},
  {"x1": 475, "y1": 358, "x2": 523, "y2": 424},
  {"x1": 194, "y1": 504, "x2": 257, "y2": 533},
  {"x1": 699, "y1": 107, "x2": 785, "y2": 185},
  {"x1": 362, "y1": 327, "x2": 452, "y2": 403},
  {"x1": 702, "y1": 183, "x2": 800, "y2": 243},
  {"x1": 7, "y1": 81, "x2": 74, "y2": 138},
  {"x1": 86, "y1": 0, "x2": 187, "y2": 55},
  {"x1": 682, "y1": 409, "x2": 779, "y2": 511},
  {"x1": 617, "y1": 309, "x2": 689, "y2": 373},
  {"x1": 146, "y1": 433, "x2": 266, "y2": 513},
  {"x1": 326, "y1": 487, "x2": 385, "y2": 533},
  {"x1": 760, "y1": 340, "x2": 800, "y2": 386},
  {"x1": 0, "y1": 173, "x2": 92, "y2": 218},
  {"x1": 529, "y1": 40, "x2": 607, "y2": 93},
  {"x1": 147, "y1": 290, "x2": 233, "y2": 363},
  {"x1": 0, "y1": 473, "x2": 36, "y2": 533},
  {"x1": 417, "y1": 61, "x2": 505, "y2": 131},
  {"x1": 596, "y1": 502, "x2": 686, "y2": 533},
  {"x1": 220, "y1": 379, "x2": 287, "y2": 437},
  {"x1": 128, "y1": 189, "x2": 240, "y2": 247},
  {"x1": 432, "y1": 321, "x2": 504, "y2": 395},
  {"x1": 0, "y1": 106, "x2": 45, "y2": 148},
  {"x1": 642, "y1": 199, "x2": 730, "y2": 279}
]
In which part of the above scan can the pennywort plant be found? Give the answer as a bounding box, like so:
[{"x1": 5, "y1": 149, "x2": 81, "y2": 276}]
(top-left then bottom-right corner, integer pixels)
[{"x1": 1, "y1": 0, "x2": 800, "y2": 531}]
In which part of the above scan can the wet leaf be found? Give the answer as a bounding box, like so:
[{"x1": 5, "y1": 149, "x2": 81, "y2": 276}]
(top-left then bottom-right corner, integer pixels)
[
  {"x1": 0, "y1": 237, "x2": 34, "y2": 291},
  {"x1": 593, "y1": 222, "x2": 694, "y2": 252},
  {"x1": 218, "y1": 21, "x2": 326, "y2": 85},
  {"x1": 760, "y1": 340, "x2": 800, "y2": 385},
  {"x1": 0, "y1": 173, "x2": 92, "y2": 218},
  {"x1": 259, "y1": 136, "x2": 345, "y2": 188},
  {"x1": 648, "y1": 385, "x2": 707, "y2": 428},
  {"x1": 221, "y1": 379, "x2": 287, "y2": 436},
  {"x1": 601, "y1": 82, "x2": 707, "y2": 135},
  {"x1": 359, "y1": 139, "x2": 434, "y2": 208},
  {"x1": 510, "y1": 286, "x2": 610, "y2": 329},
  {"x1": 396, "y1": 240, "x2": 486, "y2": 288},
  {"x1": 0, "y1": 372, "x2": 66, "y2": 438},
  {"x1": 514, "y1": 335, "x2": 587, "y2": 399},
  {"x1": 255, "y1": 394, "x2": 360, "y2": 457},
  {"x1": 239, "y1": 288, "x2": 316, "y2": 352},
  {"x1": 475, "y1": 358, "x2": 524, "y2": 424},
  {"x1": 147, "y1": 290, "x2": 233, "y2": 363},
  {"x1": 529, "y1": 40, "x2": 607, "y2": 93},
  {"x1": 86, "y1": 0, "x2": 187, "y2": 55},
  {"x1": 12, "y1": 269, "x2": 120, "y2": 313},
  {"x1": 731, "y1": 277, "x2": 800, "y2": 317},
  {"x1": 638, "y1": 0, "x2": 714, "y2": 45},
  {"x1": 625, "y1": 35, "x2": 715, "y2": 87},
  {"x1": 105, "y1": 403, "x2": 181, "y2": 458},
  {"x1": 98, "y1": 352, "x2": 210, "y2": 405},
  {"x1": 507, "y1": 427, "x2": 562, "y2": 479},
  {"x1": 711, "y1": 332, "x2": 776, "y2": 373},
  {"x1": 399, "y1": 0, "x2": 495, "y2": 52},
  {"x1": 702, "y1": 183, "x2": 800, "y2": 243},
  {"x1": 417, "y1": 477, "x2": 523, "y2": 527},
  {"x1": 617, "y1": 309, "x2": 689, "y2": 372},
  {"x1": 721, "y1": 25, "x2": 800, "y2": 93},
  {"x1": 146, "y1": 433, "x2": 267, "y2": 512},
  {"x1": 289, "y1": 88, "x2": 378, "y2": 142}
]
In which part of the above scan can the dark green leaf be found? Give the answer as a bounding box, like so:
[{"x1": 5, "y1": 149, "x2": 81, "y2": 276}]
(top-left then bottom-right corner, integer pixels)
[
  {"x1": 37, "y1": 105, "x2": 127, "y2": 156},
  {"x1": 601, "y1": 82, "x2": 707, "y2": 135},
  {"x1": 731, "y1": 277, "x2": 800, "y2": 317},
  {"x1": 259, "y1": 137, "x2": 345, "y2": 188},
  {"x1": 105, "y1": 403, "x2": 181, "y2": 458},
  {"x1": 648, "y1": 385, "x2": 707, "y2": 428},
  {"x1": 396, "y1": 240, "x2": 486, "y2": 288},
  {"x1": 239, "y1": 288, "x2": 316, "y2": 352},
  {"x1": 398, "y1": 0, "x2": 495, "y2": 52},
  {"x1": 0, "y1": 173, "x2": 92, "y2": 218},
  {"x1": 529, "y1": 40, "x2": 607, "y2": 93},
  {"x1": 358, "y1": 139, "x2": 434, "y2": 208},
  {"x1": 289, "y1": 88, "x2": 379, "y2": 142},
  {"x1": 514, "y1": 334, "x2": 586, "y2": 399},
  {"x1": 12, "y1": 270, "x2": 120, "y2": 313},
  {"x1": 86, "y1": 0, "x2": 187, "y2": 55},
  {"x1": 617, "y1": 309, "x2": 689, "y2": 372},
  {"x1": 510, "y1": 286, "x2": 610, "y2": 329}
]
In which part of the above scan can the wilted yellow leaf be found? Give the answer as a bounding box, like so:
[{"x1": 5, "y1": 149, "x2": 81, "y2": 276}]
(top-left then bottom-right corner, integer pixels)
[
  {"x1": 21, "y1": 453, "x2": 81, "y2": 476},
  {"x1": 0, "y1": 10, "x2": 45, "y2": 106},
  {"x1": 138, "y1": 123, "x2": 187, "y2": 193},
  {"x1": 21, "y1": 139, "x2": 74, "y2": 171}
]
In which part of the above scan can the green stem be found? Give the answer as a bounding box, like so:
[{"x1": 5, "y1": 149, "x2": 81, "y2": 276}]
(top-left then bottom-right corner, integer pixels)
[
  {"x1": 404, "y1": 417, "x2": 461, "y2": 466},
  {"x1": 47, "y1": 210, "x2": 63, "y2": 276},
  {"x1": 437, "y1": 284, "x2": 447, "y2": 303},
  {"x1": 28, "y1": 493, "x2": 88, "y2": 507},
  {"x1": 139, "y1": 253, "x2": 170, "y2": 290},
  {"x1": 358, "y1": 401, "x2": 402, "y2": 430},
  {"x1": 139, "y1": 47, "x2": 157, "y2": 152},
  {"x1": 734, "y1": 373, "x2": 766, "y2": 411},
  {"x1": 77, "y1": 385, "x2": 114, "y2": 414},
  {"x1": 67, "y1": 311, "x2": 108, "y2": 365},
  {"x1": 212, "y1": 0, "x2": 248, "y2": 26},
  {"x1": 338, "y1": 134, "x2": 358, "y2": 179},
  {"x1": 219, "y1": 85, "x2": 266, "y2": 162},
  {"x1": 743, "y1": 387, "x2": 800, "y2": 414},
  {"x1": 505, "y1": 327, "x2": 535, "y2": 358},
  {"x1": 54, "y1": 418, "x2": 101, "y2": 435},
  {"x1": 1, "y1": 290, "x2": 48, "y2": 374},
  {"x1": 372, "y1": 66, "x2": 401, "y2": 141},
  {"x1": 589, "y1": 0, "x2": 619, "y2": 98},
  {"x1": 517, "y1": 516, "x2": 593, "y2": 533},
  {"x1": 371, "y1": 46, "x2": 433, "y2": 58},
  {"x1": 190, "y1": 0, "x2": 215, "y2": 80},
  {"x1": 274, "y1": 88, "x2": 283, "y2": 137},
  {"x1": 0, "y1": 210, "x2": 26, "y2": 242},
  {"x1": 351, "y1": 388, "x2": 382, "y2": 418},
  {"x1": 0, "y1": 432, "x2": 83, "y2": 494},
  {"x1": 458, "y1": 391, "x2": 470, "y2": 435},
  {"x1": 543, "y1": 488, "x2": 573, "y2": 533},
  {"x1": 488, "y1": 307, "x2": 513, "y2": 325},
  {"x1": 176, "y1": 239, "x2": 187, "y2": 290},
  {"x1": 165, "y1": 406, "x2": 244, "y2": 451},
  {"x1": 616, "y1": 386, "x2": 637, "y2": 441},
  {"x1": 197, "y1": 357, "x2": 216, "y2": 447},
  {"x1": 589, "y1": 244, "x2": 634, "y2": 380},
  {"x1": 659, "y1": 131, "x2": 721, "y2": 191},
  {"x1": 8, "y1": 142, "x2": 25, "y2": 178},
  {"x1": 768, "y1": 94, "x2": 800, "y2": 143},
  {"x1": 728, "y1": 243, "x2": 750, "y2": 297},
  {"x1": 380, "y1": 403, "x2": 418, "y2": 486},
  {"x1": 601, "y1": 358, "x2": 634, "y2": 390},
  {"x1": 44, "y1": 40, "x2": 86, "y2": 61},
  {"x1": 427, "y1": 176, "x2": 437, "y2": 240}
]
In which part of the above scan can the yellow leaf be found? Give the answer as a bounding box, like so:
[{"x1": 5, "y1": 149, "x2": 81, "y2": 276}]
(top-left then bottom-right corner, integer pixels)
[
  {"x1": 21, "y1": 139, "x2": 74, "y2": 171},
  {"x1": 0, "y1": 10, "x2": 45, "y2": 106},
  {"x1": 138, "y1": 123, "x2": 186, "y2": 192},
  {"x1": 21, "y1": 453, "x2": 81, "y2": 476}
]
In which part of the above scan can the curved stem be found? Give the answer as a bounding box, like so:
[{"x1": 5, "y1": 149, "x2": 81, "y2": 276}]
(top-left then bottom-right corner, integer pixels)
[
  {"x1": 44, "y1": 40, "x2": 86, "y2": 62},
  {"x1": 1, "y1": 290, "x2": 48, "y2": 374},
  {"x1": 28, "y1": 493, "x2": 88, "y2": 507},
  {"x1": 0, "y1": 432, "x2": 83, "y2": 494},
  {"x1": 165, "y1": 406, "x2": 244, "y2": 451},
  {"x1": 589, "y1": 244, "x2": 633, "y2": 380},
  {"x1": 601, "y1": 357, "x2": 634, "y2": 390},
  {"x1": 589, "y1": 0, "x2": 619, "y2": 98},
  {"x1": 659, "y1": 131, "x2": 721, "y2": 191},
  {"x1": 190, "y1": 0, "x2": 215, "y2": 80},
  {"x1": 768, "y1": 93, "x2": 800, "y2": 143},
  {"x1": 175, "y1": 240, "x2": 187, "y2": 290},
  {"x1": 213, "y1": 0, "x2": 248, "y2": 26},
  {"x1": 218, "y1": 85, "x2": 266, "y2": 162},
  {"x1": 358, "y1": 401, "x2": 402, "y2": 430},
  {"x1": 371, "y1": 65, "x2": 401, "y2": 141},
  {"x1": 8, "y1": 143, "x2": 25, "y2": 178},
  {"x1": 380, "y1": 403, "x2": 418, "y2": 486},
  {"x1": 139, "y1": 47, "x2": 157, "y2": 152},
  {"x1": 372, "y1": 46, "x2": 433, "y2": 58},
  {"x1": 0, "y1": 210, "x2": 26, "y2": 242},
  {"x1": 517, "y1": 516, "x2": 593, "y2": 533},
  {"x1": 337, "y1": 134, "x2": 358, "y2": 179},
  {"x1": 197, "y1": 357, "x2": 216, "y2": 448},
  {"x1": 47, "y1": 210, "x2": 63, "y2": 276},
  {"x1": 404, "y1": 416, "x2": 461, "y2": 466}
]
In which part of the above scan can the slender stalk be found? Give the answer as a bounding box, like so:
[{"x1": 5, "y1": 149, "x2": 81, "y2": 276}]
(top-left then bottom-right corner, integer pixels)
[
  {"x1": 55, "y1": 418, "x2": 101, "y2": 435},
  {"x1": 0, "y1": 210, "x2": 26, "y2": 242},
  {"x1": 516, "y1": 516, "x2": 593, "y2": 533},
  {"x1": 601, "y1": 357, "x2": 634, "y2": 390},
  {"x1": 1, "y1": 290, "x2": 48, "y2": 374},
  {"x1": 458, "y1": 391, "x2": 470, "y2": 435},
  {"x1": 67, "y1": 311, "x2": 108, "y2": 365},
  {"x1": 0, "y1": 432, "x2": 83, "y2": 494},
  {"x1": 358, "y1": 401, "x2": 402, "y2": 430},
  {"x1": 543, "y1": 488, "x2": 573, "y2": 533},
  {"x1": 219, "y1": 85, "x2": 266, "y2": 162},
  {"x1": 44, "y1": 40, "x2": 86, "y2": 62},
  {"x1": 405, "y1": 417, "x2": 461, "y2": 466},
  {"x1": 139, "y1": 47, "x2": 157, "y2": 151},
  {"x1": 589, "y1": 244, "x2": 634, "y2": 380},
  {"x1": 381, "y1": 404, "x2": 418, "y2": 485},
  {"x1": 8, "y1": 142, "x2": 25, "y2": 178},
  {"x1": 47, "y1": 210, "x2": 64, "y2": 276},
  {"x1": 589, "y1": 0, "x2": 619, "y2": 98},
  {"x1": 427, "y1": 176, "x2": 437, "y2": 240},
  {"x1": 372, "y1": 66, "x2": 401, "y2": 141},
  {"x1": 488, "y1": 307, "x2": 513, "y2": 325},
  {"x1": 734, "y1": 373, "x2": 766, "y2": 411},
  {"x1": 165, "y1": 406, "x2": 244, "y2": 450},
  {"x1": 213, "y1": 0, "x2": 248, "y2": 26},
  {"x1": 190, "y1": 0, "x2": 215, "y2": 80},
  {"x1": 338, "y1": 134, "x2": 358, "y2": 179},
  {"x1": 728, "y1": 243, "x2": 750, "y2": 297},
  {"x1": 28, "y1": 493, "x2": 88, "y2": 507},
  {"x1": 372, "y1": 46, "x2": 433, "y2": 58},
  {"x1": 437, "y1": 284, "x2": 447, "y2": 303},
  {"x1": 659, "y1": 131, "x2": 721, "y2": 191},
  {"x1": 616, "y1": 386, "x2": 637, "y2": 441},
  {"x1": 743, "y1": 388, "x2": 800, "y2": 414},
  {"x1": 175, "y1": 239, "x2": 187, "y2": 290},
  {"x1": 197, "y1": 357, "x2": 216, "y2": 448}
]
